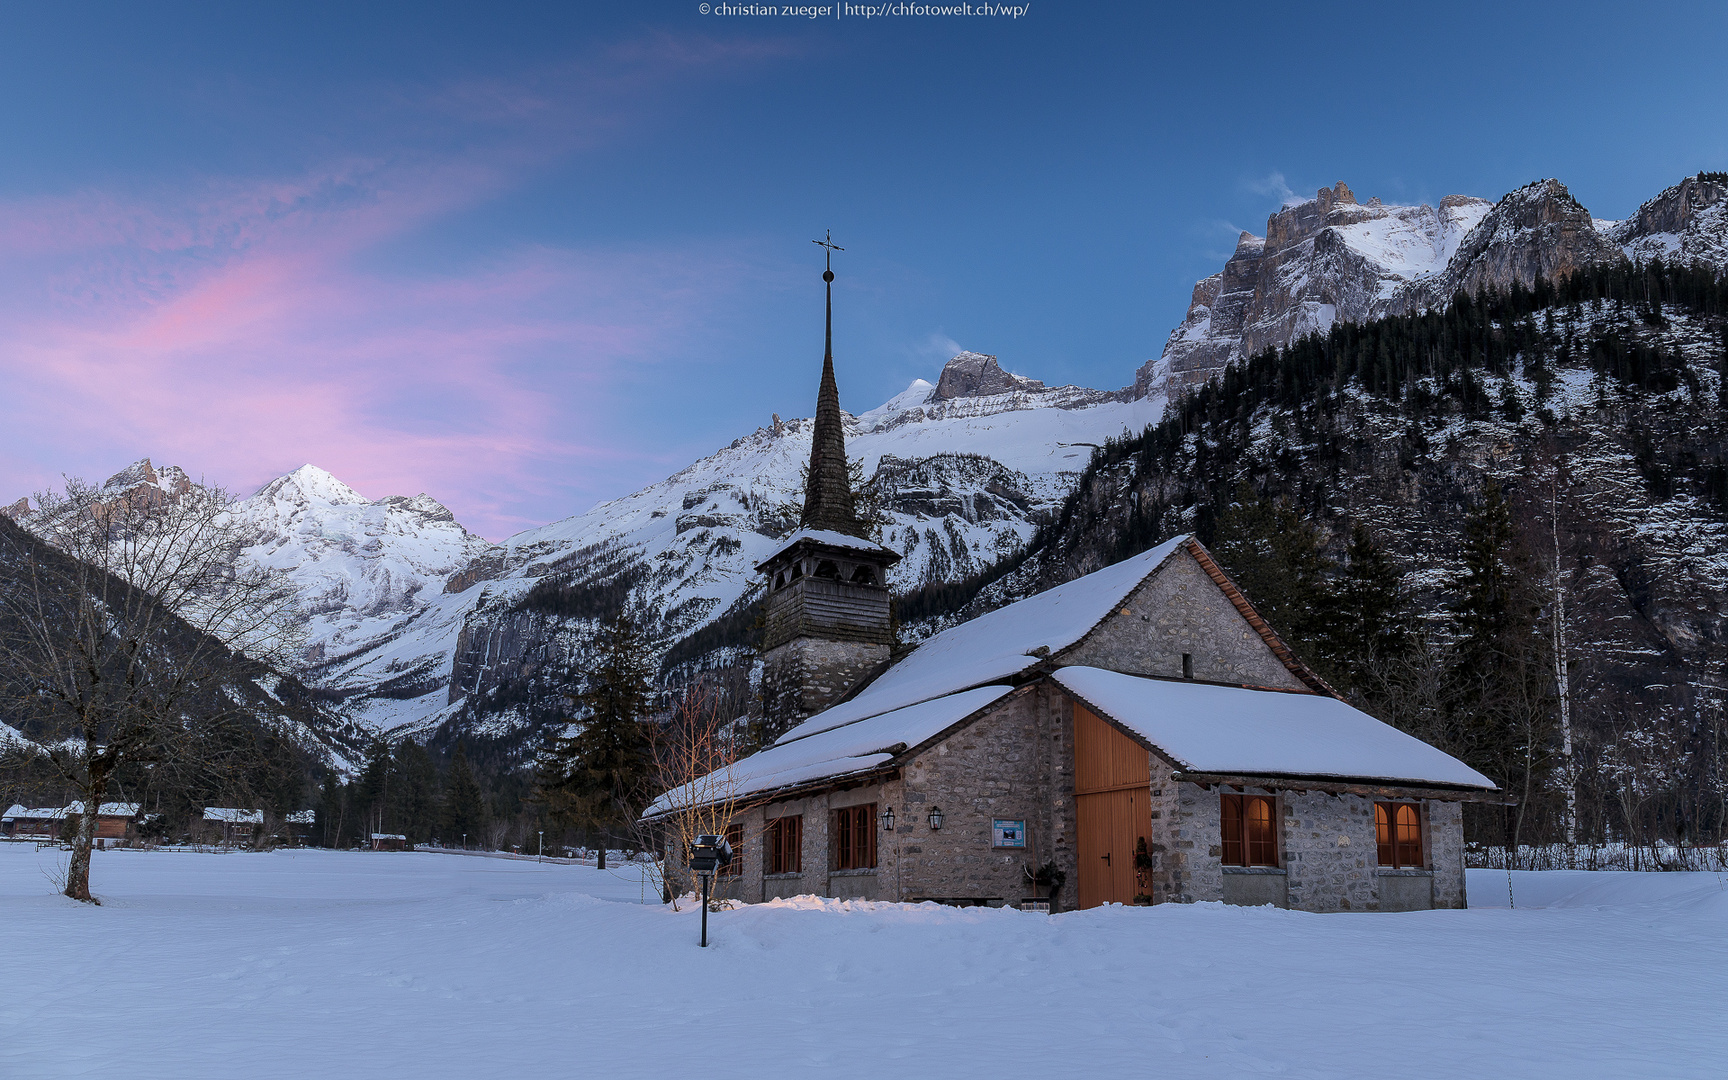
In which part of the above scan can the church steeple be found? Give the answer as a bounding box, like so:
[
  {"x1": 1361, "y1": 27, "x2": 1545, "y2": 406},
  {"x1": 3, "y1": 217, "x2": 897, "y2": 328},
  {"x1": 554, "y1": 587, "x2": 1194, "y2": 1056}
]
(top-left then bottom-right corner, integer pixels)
[
  {"x1": 803, "y1": 232, "x2": 862, "y2": 537},
  {"x1": 752, "y1": 233, "x2": 899, "y2": 742}
]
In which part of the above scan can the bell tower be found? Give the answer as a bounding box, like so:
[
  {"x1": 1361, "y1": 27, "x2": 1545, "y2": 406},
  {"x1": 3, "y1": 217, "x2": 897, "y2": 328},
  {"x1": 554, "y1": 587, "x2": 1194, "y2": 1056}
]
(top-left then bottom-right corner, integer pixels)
[{"x1": 755, "y1": 234, "x2": 900, "y2": 742}]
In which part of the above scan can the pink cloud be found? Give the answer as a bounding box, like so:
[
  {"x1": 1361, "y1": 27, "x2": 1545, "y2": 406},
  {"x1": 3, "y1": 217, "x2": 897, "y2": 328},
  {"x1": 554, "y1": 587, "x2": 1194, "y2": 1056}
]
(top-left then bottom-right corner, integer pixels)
[{"x1": 0, "y1": 36, "x2": 793, "y2": 538}]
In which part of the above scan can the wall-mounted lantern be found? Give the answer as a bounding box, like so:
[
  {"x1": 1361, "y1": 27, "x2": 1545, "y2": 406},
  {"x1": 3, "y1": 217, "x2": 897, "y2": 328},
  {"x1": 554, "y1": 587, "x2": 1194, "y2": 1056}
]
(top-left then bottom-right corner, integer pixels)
[
  {"x1": 881, "y1": 806, "x2": 895, "y2": 831},
  {"x1": 927, "y1": 806, "x2": 944, "y2": 831}
]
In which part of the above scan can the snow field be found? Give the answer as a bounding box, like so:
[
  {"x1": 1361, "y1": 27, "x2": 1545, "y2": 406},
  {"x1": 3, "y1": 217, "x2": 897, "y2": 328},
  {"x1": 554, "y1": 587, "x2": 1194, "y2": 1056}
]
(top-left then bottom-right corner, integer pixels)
[{"x1": 2, "y1": 848, "x2": 1725, "y2": 1079}]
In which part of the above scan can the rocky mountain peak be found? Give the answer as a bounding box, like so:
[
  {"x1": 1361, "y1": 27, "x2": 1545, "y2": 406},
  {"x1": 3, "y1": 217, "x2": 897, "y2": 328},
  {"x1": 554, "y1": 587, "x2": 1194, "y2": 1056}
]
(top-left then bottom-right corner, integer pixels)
[
  {"x1": 254, "y1": 464, "x2": 371, "y2": 507},
  {"x1": 1134, "y1": 173, "x2": 1728, "y2": 400},
  {"x1": 1609, "y1": 172, "x2": 1728, "y2": 265},
  {"x1": 932, "y1": 352, "x2": 1046, "y2": 400}
]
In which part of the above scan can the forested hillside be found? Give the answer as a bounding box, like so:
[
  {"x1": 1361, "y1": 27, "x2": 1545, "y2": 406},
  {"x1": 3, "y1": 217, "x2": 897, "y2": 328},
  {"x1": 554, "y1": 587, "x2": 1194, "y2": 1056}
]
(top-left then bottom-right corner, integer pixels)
[{"x1": 916, "y1": 263, "x2": 1728, "y2": 852}]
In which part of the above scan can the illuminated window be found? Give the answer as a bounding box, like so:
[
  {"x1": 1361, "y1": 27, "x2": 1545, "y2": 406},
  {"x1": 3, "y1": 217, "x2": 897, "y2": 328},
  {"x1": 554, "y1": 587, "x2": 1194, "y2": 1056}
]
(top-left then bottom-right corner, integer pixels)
[
  {"x1": 767, "y1": 815, "x2": 802, "y2": 875},
  {"x1": 831, "y1": 804, "x2": 878, "y2": 871},
  {"x1": 1375, "y1": 803, "x2": 1424, "y2": 868},
  {"x1": 1220, "y1": 794, "x2": 1278, "y2": 867}
]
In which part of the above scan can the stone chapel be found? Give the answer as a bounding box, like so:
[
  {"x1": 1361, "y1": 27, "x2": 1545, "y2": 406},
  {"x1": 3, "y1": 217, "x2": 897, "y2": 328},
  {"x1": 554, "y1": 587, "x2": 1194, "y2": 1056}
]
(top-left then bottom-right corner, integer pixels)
[{"x1": 643, "y1": 257, "x2": 1503, "y2": 913}]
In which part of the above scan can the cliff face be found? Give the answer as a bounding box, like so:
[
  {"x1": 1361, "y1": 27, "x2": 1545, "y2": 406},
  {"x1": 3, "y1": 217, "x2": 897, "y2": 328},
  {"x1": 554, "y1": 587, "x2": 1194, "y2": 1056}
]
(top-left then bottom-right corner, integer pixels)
[
  {"x1": 1139, "y1": 182, "x2": 1491, "y2": 397},
  {"x1": 1137, "y1": 175, "x2": 1728, "y2": 397}
]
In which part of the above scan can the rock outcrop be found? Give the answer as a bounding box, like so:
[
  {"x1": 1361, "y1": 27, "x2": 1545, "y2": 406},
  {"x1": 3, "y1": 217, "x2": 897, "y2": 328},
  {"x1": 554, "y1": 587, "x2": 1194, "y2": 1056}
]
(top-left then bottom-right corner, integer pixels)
[
  {"x1": 932, "y1": 351, "x2": 1046, "y2": 400},
  {"x1": 1137, "y1": 182, "x2": 1490, "y2": 397},
  {"x1": 1608, "y1": 173, "x2": 1728, "y2": 266},
  {"x1": 1136, "y1": 174, "x2": 1728, "y2": 398}
]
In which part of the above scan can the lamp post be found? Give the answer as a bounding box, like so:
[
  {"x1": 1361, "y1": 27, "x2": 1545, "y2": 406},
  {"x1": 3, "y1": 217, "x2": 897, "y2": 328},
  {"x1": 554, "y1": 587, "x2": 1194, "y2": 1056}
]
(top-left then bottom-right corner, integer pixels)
[
  {"x1": 538, "y1": 830, "x2": 544, "y2": 863},
  {"x1": 687, "y1": 834, "x2": 734, "y2": 947},
  {"x1": 462, "y1": 833, "x2": 467, "y2": 851}
]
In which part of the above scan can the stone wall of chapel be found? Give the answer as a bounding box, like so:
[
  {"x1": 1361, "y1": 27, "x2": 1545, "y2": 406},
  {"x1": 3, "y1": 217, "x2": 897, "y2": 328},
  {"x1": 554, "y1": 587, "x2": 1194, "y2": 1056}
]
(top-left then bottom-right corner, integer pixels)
[
  {"x1": 895, "y1": 687, "x2": 1073, "y2": 907},
  {"x1": 1426, "y1": 799, "x2": 1467, "y2": 909},
  {"x1": 759, "y1": 638, "x2": 889, "y2": 739},
  {"x1": 730, "y1": 779, "x2": 901, "y2": 903},
  {"x1": 1059, "y1": 550, "x2": 1308, "y2": 689},
  {"x1": 1150, "y1": 779, "x2": 1469, "y2": 913}
]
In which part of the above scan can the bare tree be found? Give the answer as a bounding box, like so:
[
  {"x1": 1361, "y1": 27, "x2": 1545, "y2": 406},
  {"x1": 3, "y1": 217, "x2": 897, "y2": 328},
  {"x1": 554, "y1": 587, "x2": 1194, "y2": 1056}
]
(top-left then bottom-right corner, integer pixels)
[
  {"x1": 635, "y1": 676, "x2": 748, "y2": 909},
  {"x1": 0, "y1": 478, "x2": 303, "y2": 902}
]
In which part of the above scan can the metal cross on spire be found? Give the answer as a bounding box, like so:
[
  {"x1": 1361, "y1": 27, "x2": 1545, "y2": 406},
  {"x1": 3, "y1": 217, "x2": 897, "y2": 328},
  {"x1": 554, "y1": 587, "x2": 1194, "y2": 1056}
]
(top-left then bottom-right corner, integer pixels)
[{"x1": 813, "y1": 230, "x2": 844, "y2": 277}]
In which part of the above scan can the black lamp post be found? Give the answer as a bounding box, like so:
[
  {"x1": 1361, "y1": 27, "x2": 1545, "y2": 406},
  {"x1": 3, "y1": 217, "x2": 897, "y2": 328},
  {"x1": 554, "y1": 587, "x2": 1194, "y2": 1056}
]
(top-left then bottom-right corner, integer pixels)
[
  {"x1": 927, "y1": 807, "x2": 944, "y2": 831},
  {"x1": 687, "y1": 833, "x2": 734, "y2": 947}
]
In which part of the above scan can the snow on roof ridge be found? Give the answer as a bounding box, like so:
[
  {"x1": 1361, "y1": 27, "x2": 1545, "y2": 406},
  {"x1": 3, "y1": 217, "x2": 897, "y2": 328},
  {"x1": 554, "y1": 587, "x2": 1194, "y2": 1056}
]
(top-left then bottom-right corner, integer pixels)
[{"x1": 773, "y1": 536, "x2": 1192, "y2": 746}]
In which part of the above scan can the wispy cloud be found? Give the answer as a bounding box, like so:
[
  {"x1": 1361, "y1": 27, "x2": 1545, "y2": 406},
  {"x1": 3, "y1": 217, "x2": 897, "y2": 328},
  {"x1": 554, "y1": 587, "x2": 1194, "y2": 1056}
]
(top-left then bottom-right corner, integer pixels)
[{"x1": 1245, "y1": 170, "x2": 1303, "y2": 208}]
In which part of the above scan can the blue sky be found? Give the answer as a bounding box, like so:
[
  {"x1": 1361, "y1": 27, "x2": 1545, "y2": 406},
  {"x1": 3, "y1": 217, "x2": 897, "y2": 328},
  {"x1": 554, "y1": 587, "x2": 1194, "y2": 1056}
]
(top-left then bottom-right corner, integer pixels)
[{"x1": 1, "y1": 1, "x2": 1724, "y2": 537}]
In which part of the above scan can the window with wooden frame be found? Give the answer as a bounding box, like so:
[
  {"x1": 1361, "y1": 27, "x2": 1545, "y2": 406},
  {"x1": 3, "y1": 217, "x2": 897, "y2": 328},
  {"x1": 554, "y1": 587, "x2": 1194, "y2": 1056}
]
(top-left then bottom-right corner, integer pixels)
[
  {"x1": 767, "y1": 815, "x2": 802, "y2": 875},
  {"x1": 831, "y1": 804, "x2": 877, "y2": 871},
  {"x1": 1220, "y1": 793, "x2": 1278, "y2": 867},
  {"x1": 1375, "y1": 803, "x2": 1424, "y2": 868},
  {"x1": 719, "y1": 822, "x2": 743, "y2": 877}
]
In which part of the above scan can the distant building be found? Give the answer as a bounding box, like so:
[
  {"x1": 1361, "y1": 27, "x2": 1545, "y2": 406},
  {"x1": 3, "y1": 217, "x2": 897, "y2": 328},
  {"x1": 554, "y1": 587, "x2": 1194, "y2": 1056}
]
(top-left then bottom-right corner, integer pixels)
[
  {"x1": 370, "y1": 833, "x2": 408, "y2": 852},
  {"x1": 202, "y1": 808, "x2": 263, "y2": 846},
  {"x1": 2, "y1": 803, "x2": 140, "y2": 848},
  {"x1": 643, "y1": 258, "x2": 1504, "y2": 913},
  {"x1": 285, "y1": 810, "x2": 316, "y2": 846}
]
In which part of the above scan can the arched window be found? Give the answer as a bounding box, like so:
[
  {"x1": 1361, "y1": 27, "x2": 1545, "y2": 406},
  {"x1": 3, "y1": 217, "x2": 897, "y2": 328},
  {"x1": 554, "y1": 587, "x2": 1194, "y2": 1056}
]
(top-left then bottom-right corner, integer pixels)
[
  {"x1": 1375, "y1": 803, "x2": 1423, "y2": 868},
  {"x1": 814, "y1": 560, "x2": 840, "y2": 579},
  {"x1": 1220, "y1": 793, "x2": 1278, "y2": 867},
  {"x1": 773, "y1": 572, "x2": 785, "y2": 589},
  {"x1": 849, "y1": 564, "x2": 877, "y2": 585},
  {"x1": 789, "y1": 562, "x2": 803, "y2": 580}
]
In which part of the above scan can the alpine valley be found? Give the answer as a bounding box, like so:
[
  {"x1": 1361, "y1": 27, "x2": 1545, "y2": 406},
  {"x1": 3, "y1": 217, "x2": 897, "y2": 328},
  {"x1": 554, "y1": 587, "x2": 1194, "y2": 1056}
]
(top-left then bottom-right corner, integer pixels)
[{"x1": 9, "y1": 172, "x2": 1728, "y2": 768}]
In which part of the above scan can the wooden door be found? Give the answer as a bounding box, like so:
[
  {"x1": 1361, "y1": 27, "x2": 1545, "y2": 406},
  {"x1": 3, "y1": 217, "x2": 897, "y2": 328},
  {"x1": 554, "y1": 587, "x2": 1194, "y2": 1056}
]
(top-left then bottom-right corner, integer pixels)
[{"x1": 1073, "y1": 703, "x2": 1151, "y2": 909}]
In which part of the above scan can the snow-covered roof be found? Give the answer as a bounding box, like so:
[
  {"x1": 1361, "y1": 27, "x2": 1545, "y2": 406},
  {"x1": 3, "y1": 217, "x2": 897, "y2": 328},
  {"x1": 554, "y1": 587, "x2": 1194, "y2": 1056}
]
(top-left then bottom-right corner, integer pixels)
[
  {"x1": 1052, "y1": 667, "x2": 1496, "y2": 790},
  {"x1": 4, "y1": 803, "x2": 139, "y2": 820},
  {"x1": 3, "y1": 805, "x2": 63, "y2": 821},
  {"x1": 370, "y1": 833, "x2": 407, "y2": 841},
  {"x1": 756, "y1": 527, "x2": 898, "y2": 569},
  {"x1": 203, "y1": 808, "x2": 264, "y2": 824},
  {"x1": 286, "y1": 811, "x2": 316, "y2": 825},
  {"x1": 67, "y1": 802, "x2": 140, "y2": 818},
  {"x1": 775, "y1": 536, "x2": 1191, "y2": 745},
  {"x1": 644, "y1": 685, "x2": 1013, "y2": 818}
]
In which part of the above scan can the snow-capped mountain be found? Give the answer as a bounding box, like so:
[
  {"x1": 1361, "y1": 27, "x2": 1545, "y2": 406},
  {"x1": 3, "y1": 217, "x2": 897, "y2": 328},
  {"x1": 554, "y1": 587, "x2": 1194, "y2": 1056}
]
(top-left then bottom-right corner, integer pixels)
[
  {"x1": 227, "y1": 465, "x2": 498, "y2": 722},
  {"x1": 1137, "y1": 174, "x2": 1728, "y2": 396},
  {"x1": 428, "y1": 352, "x2": 1160, "y2": 739}
]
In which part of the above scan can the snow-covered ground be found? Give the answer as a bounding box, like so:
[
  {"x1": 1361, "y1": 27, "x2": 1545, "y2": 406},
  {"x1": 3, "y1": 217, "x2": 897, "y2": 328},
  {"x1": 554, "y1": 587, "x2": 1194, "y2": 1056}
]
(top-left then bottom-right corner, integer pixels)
[{"x1": 3, "y1": 848, "x2": 1724, "y2": 1079}]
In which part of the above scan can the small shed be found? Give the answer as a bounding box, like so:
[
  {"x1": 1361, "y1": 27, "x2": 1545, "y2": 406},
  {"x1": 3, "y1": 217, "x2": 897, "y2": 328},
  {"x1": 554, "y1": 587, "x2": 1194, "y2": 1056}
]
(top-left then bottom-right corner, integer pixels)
[
  {"x1": 202, "y1": 808, "x2": 264, "y2": 846},
  {"x1": 2, "y1": 805, "x2": 66, "y2": 841},
  {"x1": 370, "y1": 833, "x2": 408, "y2": 852},
  {"x1": 284, "y1": 810, "x2": 316, "y2": 846},
  {"x1": 3, "y1": 803, "x2": 139, "y2": 847}
]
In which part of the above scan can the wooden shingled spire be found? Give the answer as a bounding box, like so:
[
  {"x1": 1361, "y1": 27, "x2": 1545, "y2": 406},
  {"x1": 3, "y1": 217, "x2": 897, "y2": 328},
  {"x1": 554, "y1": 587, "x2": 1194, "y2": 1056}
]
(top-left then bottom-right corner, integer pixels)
[{"x1": 802, "y1": 232, "x2": 866, "y2": 538}]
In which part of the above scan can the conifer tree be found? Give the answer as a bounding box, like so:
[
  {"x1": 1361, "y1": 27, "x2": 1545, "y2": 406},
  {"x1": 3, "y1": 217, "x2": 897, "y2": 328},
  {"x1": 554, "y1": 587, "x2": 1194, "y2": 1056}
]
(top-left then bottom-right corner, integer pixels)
[
  {"x1": 443, "y1": 741, "x2": 486, "y2": 847},
  {"x1": 1332, "y1": 522, "x2": 1413, "y2": 686},
  {"x1": 541, "y1": 610, "x2": 655, "y2": 870},
  {"x1": 358, "y1": 738, "x2": 392, "y2": 839},
  {"x1": 393, "y1": 741, "x2": 439, "y2": 845},
  {"x1": 1210, "y1": 483, "x2": 1342, "y2": 684},
  {"x1": 1447, "y1": 480, "x2": 1557, "y2": 854}
]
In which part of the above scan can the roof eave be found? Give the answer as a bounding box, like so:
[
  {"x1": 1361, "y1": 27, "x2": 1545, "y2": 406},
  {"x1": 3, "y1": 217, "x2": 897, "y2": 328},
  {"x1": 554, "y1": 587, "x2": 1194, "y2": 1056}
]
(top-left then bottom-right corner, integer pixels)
[{"x1": 1173, "y1": 770, "x2": 1511, "y2": 804}]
